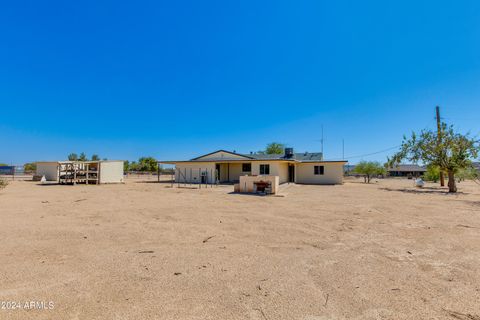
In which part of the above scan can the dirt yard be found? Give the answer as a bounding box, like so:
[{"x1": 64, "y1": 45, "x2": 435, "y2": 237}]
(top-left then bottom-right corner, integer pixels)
[{"x1": 0, "y1": 178, "x2": 479, "y2": 320}]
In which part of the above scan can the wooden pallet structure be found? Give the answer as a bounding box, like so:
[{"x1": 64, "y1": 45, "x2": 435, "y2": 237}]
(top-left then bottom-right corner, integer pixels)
[{"x1": 58, "y1": 161, "x2": 100, "y2": 185}]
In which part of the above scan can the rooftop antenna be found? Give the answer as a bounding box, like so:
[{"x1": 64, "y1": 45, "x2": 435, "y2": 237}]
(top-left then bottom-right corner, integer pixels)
[{"x1": 321, "y1": 124, "x2": 324, "y2": 157}]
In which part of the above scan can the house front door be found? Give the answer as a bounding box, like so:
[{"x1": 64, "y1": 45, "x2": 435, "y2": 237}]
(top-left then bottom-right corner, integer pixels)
[
  {"x1": 215, "y1": 164, "x2": 220, "y2": 182},
  {"x1": 288, "y1": 165, "x2": 295, "y2": 183}
]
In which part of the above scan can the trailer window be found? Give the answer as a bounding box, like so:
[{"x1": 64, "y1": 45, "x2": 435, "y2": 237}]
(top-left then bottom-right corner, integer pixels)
[{"x1": 314, "y1": 165, "x2": 324, "y2": 175}]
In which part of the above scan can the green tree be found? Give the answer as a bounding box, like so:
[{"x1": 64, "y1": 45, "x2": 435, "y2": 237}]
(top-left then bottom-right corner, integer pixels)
[
  {"x1": 423, "y1": 165, "x2": 440, "y2": 182},
  {"x1": 91, "y1": 154, "x2": 100, "y2": 161},
  {"x1": 129, "y1": 161, "x2": 138, "y2": 171},
  {"x1": 124, "y1": 160, "x2": 130, "y2": 172},
  {"x1": 388, "y1": 123, "x2": 479, "y2": 193},
  {"x1": 354, "y1": 161, "x2": 385, "y2": 183},
  {"x1": 265, "y1": 142, "x2": 285, "y2": 154},
  {"x1": 137, "y1": 157, "x2": 158, "y2": 172},
  {"x1": 24, "y1": 163, "x2": 37, "y2": 172},
  {"x1": 68, "y1": 153, "x2": 78, "y2": 161},
  {"x1": 79, "y1": 152, "x2": 88, "y2": 161}
]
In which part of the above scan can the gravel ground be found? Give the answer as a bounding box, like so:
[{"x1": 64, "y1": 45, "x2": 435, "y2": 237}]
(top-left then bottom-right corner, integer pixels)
[{"x1": 0, "y1": 177, "x2": 479, "y2": 320}]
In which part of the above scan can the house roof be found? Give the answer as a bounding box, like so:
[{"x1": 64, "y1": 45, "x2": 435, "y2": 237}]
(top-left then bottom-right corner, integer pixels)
[
  {"x1": 190, "y1": 150, "x2": 254, "y2": 161},
  {"x1": 191, "y1": 149, "x2": 324, "y2": 161},
  {"x1": 387, "y1": 164, "x2": 427, "y2": 172},
  {"x1": 159, "y1": 149, "x2": 347, "y2": 164}
]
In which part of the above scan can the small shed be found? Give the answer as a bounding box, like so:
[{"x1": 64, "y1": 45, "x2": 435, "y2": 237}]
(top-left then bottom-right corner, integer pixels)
[{"x1": 36, "y1": 160, "x2": 124, "y2": 184}]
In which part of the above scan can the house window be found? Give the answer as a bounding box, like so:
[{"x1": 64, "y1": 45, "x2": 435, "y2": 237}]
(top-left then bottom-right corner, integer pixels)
[
  {"x1": 259, "y1": 164, "x2": 270, "y2": 175},
  {"x1": 242, "y1": 163, "x2": 251, "y2": 172},
  {"x1": 314, "y1": 165, "x2": 324, "y2": 175}
]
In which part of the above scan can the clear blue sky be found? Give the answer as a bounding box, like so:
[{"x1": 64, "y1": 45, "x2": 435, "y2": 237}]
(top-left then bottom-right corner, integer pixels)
[{"x1": 1, "y1": 1, "x2": 480, "y2": 165}]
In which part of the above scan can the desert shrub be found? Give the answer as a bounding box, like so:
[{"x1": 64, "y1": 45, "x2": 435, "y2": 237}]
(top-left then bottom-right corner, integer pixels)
[
  {"x1": 456, "y1": 167, "x2": 479, "y2": 182},
  {"x1": 354, "y1": 161, "x2": 385, "y2": 183},
  {"x1": 0, "y1": 178, "x2": 8, "y2": 189},
  {"x1": 423, "y1": 165, "x2": 440, "y2": 182}
]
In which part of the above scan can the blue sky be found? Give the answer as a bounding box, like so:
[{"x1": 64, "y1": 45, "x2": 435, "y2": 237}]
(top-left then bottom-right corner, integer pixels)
[{"x1": 1, "y1": 0, "x2": 480, "y2": 165}]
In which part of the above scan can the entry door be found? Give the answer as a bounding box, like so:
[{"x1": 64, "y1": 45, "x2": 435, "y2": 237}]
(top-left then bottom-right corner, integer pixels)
[
  {"x1": 288, "y1": 165, "x2": 295, "y2": 182},
  {"x1": 215, "y1": 164, "x2": 220, "y2": 182}
]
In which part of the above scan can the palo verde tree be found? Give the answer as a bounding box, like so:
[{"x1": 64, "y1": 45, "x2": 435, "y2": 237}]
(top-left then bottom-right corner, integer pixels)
[
  {"x1": 354, "y1": 161, "x2": 385, "y2": 183},
  {"x1": 388, "y1": 123, "x2": 479, "y2": 193}
]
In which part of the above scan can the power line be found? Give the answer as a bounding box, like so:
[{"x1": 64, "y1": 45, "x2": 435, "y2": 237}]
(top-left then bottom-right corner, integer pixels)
[{"x1": 330, "y1": 145, "x2": 401, "y2": 160}]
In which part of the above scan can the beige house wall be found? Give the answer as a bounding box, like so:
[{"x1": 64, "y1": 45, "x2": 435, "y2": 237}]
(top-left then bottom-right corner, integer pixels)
[
  {"x1": 295, "y1": 162, "x2": 344, "y2": 184},
  {"x1": 99, "y1": 161, "x2": 124, "y2": 184},
  {"x1": 226, "y1": 163, "x2": 243, "y2": 182},
  {"x1": 251, "y1": 161, "x2": 289, "y2": 184}
]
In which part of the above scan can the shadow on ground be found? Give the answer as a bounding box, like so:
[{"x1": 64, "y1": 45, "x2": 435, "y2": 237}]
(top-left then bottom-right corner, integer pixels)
[{"x1": 380, "y1": 187, "x2": 468, "y2": 195}]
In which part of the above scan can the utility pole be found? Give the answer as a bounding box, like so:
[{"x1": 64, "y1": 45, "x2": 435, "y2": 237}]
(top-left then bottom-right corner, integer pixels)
[{"x1": 436, "y1": 106, "x2": 445, "y2": 187}]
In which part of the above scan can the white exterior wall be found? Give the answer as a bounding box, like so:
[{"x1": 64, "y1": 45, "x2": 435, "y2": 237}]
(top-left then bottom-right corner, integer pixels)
[
  {"x1": 228, "y1": 163, "x2": 251, "y2": 182},
  {"x1": 175, "y1": 162, "x2": 216, "y2": 184},
  {"x1": 36, "y1": 163, "x2": 59, "y2": 181},
  {"x1": 99, "y1": 161, "x2": 124, "y2": 184},
  {"x1": 251, "y1": 162, "x2": 289, "y2": 184},
  {"x1": 295, "y1": 162, "x2": 344, "y2": 184}
]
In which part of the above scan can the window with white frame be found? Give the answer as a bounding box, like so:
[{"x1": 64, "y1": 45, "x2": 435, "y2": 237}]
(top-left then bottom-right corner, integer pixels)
[
  {"x1": 314, "y1": 165, "x2": 324, "y2": 175},
  {"x1": 259, "y1": 164, "x2": 270, "y2": 175}
]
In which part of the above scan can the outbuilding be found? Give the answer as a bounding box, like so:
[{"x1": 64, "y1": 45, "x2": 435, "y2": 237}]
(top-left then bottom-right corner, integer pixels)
[{"x1": 36, "y1": 160, "x2": 125, "y2": 184}]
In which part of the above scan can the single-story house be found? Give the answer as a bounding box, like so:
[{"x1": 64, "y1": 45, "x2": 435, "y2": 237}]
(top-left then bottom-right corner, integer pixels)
[
  {"x1": 159, "y1": 149, "x2": 347, "y2": 185},
  {"x1": 36, "y1": 160, "x2": 124, "y2": 184},
  {"x1": 387, "y1": 164, "x2": 426, "y2": 177}
]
